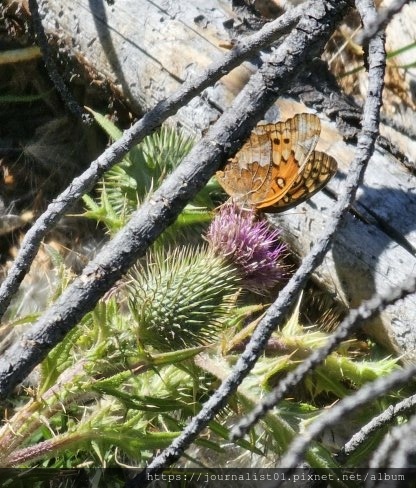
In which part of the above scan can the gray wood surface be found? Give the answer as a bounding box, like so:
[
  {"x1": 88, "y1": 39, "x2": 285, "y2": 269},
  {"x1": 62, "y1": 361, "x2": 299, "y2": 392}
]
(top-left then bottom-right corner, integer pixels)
[{"x1": 38, "y1": 0, "x2": 416, "y2": 360}]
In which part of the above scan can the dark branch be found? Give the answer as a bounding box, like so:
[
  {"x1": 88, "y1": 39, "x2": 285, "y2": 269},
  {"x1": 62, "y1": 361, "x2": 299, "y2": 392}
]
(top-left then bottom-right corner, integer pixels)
[
  {"x1": 28, "y1": 0, "x2": 88, "y2": 120},
  {"x1": 341, "y1": 393, "x2": 416, "y2": 459},
  {"x1": 0, "y1": 1, "x2": 350, "y2": 400},
  {"x1": 0, "y1": 1, "x2": 309, "y2": 319}
]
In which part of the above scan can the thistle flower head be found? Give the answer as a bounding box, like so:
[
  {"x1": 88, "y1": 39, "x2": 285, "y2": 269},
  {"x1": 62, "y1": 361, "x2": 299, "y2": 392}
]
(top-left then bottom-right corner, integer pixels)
[{"x1": 206, "y1": 204, "x2": 286, "y2": 293}]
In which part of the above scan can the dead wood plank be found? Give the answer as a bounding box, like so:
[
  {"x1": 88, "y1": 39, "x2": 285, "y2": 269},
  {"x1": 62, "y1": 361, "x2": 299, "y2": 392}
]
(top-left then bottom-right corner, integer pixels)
[{"x1": 37, "y1": 0, "x2": 416, "y2": 360}]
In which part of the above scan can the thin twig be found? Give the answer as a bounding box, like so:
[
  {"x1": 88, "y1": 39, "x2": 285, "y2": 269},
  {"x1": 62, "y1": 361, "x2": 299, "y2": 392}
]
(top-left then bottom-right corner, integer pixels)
[
  {"x1": 382, "y1": 414, "x2": 416, "y2": 471},
  {"x1": 125, "y1": 2, "x2": 367, "y2": 486},
  {"x1": 278, "y1": 361, "x2": 416, "y2": 471},
  {"x1": 341, "y1": 393, "x2": 416, "y2": 459},
  {"x1": 28, "y1": 0, "x2": 88, "y2": 121},
  {"x1": 231, "y1": 276, "x2": 416, "y2": 441},
  {"x1": 262, "y1": 0, "x2": 391, "y2": 473},
  {"x1": 357, "y1": 0, "x2": 410, "y2": 44},
  {"x1": 368, "y1": 412, "x2": 416, "y2": 478},
  {"x1": 230, "y1": 0, "x2": 387, "y2": 442},
  {"x1": 367, "y1": 413, "x2": 416, "y2": 488},
  {"x1": 0, "y1": 1, "x2": 350, "y2": 399},
  {"x1": 0, "y1": 1, "x2": 309, "y2": 320}
]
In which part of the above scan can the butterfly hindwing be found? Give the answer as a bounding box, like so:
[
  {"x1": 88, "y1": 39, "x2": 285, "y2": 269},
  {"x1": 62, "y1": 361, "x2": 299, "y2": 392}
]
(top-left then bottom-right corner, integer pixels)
[
  {"x1": 266, "y1": 150, "x2": 338, "y2": 212},
  {"x1": 255, "y1": 113, "x2": 321, "y2": 208}
]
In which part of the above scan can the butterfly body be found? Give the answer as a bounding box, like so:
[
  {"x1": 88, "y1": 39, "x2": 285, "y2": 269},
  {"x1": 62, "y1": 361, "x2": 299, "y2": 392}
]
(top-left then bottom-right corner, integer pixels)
[{"x1": 216, "y1": 113, "x2": 337, "y2": 212}]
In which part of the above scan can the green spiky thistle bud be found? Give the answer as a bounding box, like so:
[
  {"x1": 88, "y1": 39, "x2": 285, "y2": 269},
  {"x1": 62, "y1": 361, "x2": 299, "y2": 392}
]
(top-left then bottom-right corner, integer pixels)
[{"x1": 127, "y1": 247, "x2": 239, "y2": 351}]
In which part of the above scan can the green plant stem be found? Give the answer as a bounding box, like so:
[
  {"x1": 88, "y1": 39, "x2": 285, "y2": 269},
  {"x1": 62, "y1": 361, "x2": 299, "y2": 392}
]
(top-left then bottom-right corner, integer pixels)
[
  {"x1": 5, "y1": 428, "x2": 181, "y2": 467},
  {"x1": 4, "y1": 431, "x2": 90, "y2": 467},
  {"x1": 0, "y1": 360, "x2": 96, "y2": 462}
]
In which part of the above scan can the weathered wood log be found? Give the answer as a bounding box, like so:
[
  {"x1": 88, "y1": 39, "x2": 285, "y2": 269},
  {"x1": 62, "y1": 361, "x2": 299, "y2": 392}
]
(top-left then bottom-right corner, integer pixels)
[
  {"x1": 38, "y1": 0, "x2": 243, "y2": 133},
  {"x1": 32, "y1": 0, "x2": 416, "y2": 360}
]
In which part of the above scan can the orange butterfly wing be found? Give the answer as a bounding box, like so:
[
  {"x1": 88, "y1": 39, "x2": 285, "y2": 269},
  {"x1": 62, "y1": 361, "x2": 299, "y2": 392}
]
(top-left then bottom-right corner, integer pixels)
[
  {"x1": 266, "y1": 150, "x2": 338, "y2": 212},
  {"x1": 216, "y1": 113, "x2": 337, "y2": 212}
]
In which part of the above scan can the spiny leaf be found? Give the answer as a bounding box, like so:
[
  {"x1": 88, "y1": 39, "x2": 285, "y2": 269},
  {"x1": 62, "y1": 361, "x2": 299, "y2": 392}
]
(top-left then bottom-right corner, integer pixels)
[{"x1": 86, "y1": 107, "x2": 123, "y2": 141}]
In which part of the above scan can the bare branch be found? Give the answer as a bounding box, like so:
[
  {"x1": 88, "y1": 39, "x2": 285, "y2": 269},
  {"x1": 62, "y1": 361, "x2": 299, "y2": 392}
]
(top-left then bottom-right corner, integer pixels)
[
  {"x1": 341, "y1": 394, "x2": 416, "y2": 459},
  {"x1": 232, "y1": 275, "x2": 416, "y2": 441},
  {"x1": 0, "y1": 1, "x2": 309, "y2": 319},
  {"x1": 124, "y1": 1, "x2": 394, "y2": 485},
  {"x1": 370, "y1": 414, "x2": 416, "y2": 478},
  {"x1": 259, "y1": 0, "x2": 396, "y2": 473},
  {"x1": 367, "y1": 413, "x2": 416, "y2": 488},
  {"x1": 278, "y1": 360, "x2": 416, "y2": 472},
  {"x1": 357, "y1": 0, "x2": 410, "y2": 44},
  {"x1": 229, "y1": 0, "x2": 387, "y2": 442},
  {"x1": 0, "y1": 1, "x2": 350, "y2": 400}
]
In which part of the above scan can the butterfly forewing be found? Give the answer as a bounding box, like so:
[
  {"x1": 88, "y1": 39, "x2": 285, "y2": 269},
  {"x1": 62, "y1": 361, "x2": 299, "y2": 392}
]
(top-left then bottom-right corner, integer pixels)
[{"x1": 216, "y1": 128, "x2": 272, "y2": 207}]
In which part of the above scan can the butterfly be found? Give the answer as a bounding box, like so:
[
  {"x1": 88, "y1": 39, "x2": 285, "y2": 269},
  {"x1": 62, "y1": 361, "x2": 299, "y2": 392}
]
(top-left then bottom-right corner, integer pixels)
[{"x1": 216, "y1": 113, "x2": 337, "y2": 212}]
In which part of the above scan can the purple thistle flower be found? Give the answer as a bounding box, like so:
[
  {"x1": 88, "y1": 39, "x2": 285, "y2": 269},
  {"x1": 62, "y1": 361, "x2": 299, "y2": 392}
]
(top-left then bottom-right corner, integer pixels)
[{"x1": 206, "y1": 204, "x2": 286, "y2": 293}]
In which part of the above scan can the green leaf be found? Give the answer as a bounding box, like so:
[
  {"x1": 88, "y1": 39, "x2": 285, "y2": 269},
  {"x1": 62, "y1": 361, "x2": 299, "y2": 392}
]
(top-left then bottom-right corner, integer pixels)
[
  {"x1": 86, "y1": 107, "x2": 123, "y2": 141},
  {"x1": 39, "y1": 327, "x2": 83, "y2": 394},
  {"x1": 0, "y1": 91, "x2": 53, "y2": 104}
]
